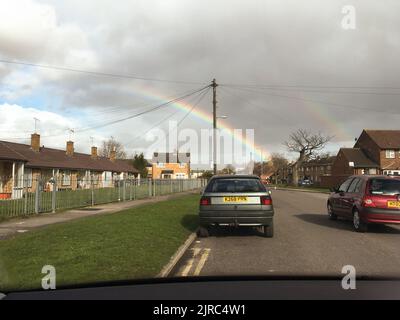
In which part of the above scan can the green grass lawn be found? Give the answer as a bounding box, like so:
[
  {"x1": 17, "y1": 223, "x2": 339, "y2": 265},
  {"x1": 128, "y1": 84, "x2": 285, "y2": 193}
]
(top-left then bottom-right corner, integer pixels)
[{"x1": 0, "y1": 194, "x2": 199, "y2": 292}]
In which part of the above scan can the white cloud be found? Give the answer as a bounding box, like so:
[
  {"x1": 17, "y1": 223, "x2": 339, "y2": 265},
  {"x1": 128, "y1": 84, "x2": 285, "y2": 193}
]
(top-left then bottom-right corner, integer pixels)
[{"x1": 0, "y1": 103, "x2": 107, "y2": 153}]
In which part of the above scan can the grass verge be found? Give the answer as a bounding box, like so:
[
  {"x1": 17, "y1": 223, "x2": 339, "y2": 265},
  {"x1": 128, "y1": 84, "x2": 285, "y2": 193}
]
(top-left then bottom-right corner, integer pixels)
[{"x1": 0, "y1": 194, "x2": 199, "y2": 292}]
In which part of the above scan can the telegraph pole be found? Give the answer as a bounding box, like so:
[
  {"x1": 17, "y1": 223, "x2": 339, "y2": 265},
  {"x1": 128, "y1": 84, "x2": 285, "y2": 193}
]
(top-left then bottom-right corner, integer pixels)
[{"x1": 212, "y1": 79, "x2": 218, "y2": 175}]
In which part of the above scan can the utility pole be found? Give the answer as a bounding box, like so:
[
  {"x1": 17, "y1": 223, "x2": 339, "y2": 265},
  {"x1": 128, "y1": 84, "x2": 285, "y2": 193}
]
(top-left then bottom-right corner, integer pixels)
[{"x1": 212, "y1": 79, "x2": 218, "y2": 175}]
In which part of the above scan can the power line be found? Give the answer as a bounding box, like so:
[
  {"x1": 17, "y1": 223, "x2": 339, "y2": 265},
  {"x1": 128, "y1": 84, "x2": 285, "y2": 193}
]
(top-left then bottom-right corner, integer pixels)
[
  {"x1": 221, "y1": 84, "x2": 400, "y2": 96},
  {"x1": 155, "y1": 87, "x2": 211, "y2": 148},
  {"x1": 0, "y1": 85, "x2": 211, "y2": 141},
  {"x1": 219, "y1": 86, "x2": 287, "y2": 122},
  {"x1": 74, "y1": 85, "x2": 211, "y2": 133},
  {"x1": 224, "y1": 85, "x2": 400, "y2": 115},
  {"x1": 0, "y1": 58, "x2": 208, "y2": 85},
  {"x1": 124, "y1": 87, "x2": 210, "y2": 147},
  {"x1": 220, "y1": 82, "x2": 400, "y2": 90}
]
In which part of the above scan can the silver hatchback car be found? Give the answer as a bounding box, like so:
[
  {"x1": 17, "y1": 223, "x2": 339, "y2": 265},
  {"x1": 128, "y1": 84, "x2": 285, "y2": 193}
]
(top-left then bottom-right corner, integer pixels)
[{"x1": 198, "y1": 175, "x2": 274, "y2": 237}]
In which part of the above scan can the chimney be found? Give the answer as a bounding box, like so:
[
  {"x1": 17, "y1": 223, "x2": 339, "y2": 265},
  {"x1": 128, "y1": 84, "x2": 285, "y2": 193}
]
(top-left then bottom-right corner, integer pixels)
[
  {"x1": 110, "y1": 149, "x2": 116, "y2": 162},
  {"x1": 66, "y1": 141, "x2": 74, "y2": 157},
  {"x1": 31, "y1": 133, "x2": 40, "y2": 152},
  {"x1": 91, "y1": 146, "x2": 98, "y2": 159}
]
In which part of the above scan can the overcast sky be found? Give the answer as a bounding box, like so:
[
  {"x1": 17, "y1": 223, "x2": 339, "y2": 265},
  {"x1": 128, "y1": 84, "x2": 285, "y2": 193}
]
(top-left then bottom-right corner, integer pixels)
[{"x1": 0, "y1": 0, "x2": 399, "y2": 166}]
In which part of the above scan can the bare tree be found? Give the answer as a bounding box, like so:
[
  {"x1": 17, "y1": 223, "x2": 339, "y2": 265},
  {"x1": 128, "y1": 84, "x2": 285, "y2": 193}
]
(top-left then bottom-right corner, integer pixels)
[
  {"x1": 99, "y1": 138, "x2": 127, "y2": 159},
  {"x1": 284, "y1": 129, "x2": 332, "y2": 184},
  {"x1": 270, "y1": 153, "x2": 288, "y2": 184}
]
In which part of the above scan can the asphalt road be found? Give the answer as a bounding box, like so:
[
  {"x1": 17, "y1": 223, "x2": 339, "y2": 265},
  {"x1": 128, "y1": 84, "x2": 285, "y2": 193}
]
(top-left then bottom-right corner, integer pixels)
[{"x1": 171, "y1": 190, "x2": 400, "y2": 278}]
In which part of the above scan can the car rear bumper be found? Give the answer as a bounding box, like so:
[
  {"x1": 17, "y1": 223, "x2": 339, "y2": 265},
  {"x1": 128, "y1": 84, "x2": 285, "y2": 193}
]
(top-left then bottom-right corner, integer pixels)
[
  {"x1": 199, "y1": 210, "x2": 274, "y2": 227},
  {"x1": 361, "y1": 208, "x2": 400, "y2": 224}
]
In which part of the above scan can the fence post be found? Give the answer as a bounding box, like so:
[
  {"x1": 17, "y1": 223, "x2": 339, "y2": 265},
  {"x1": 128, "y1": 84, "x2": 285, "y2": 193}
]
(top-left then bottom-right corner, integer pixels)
[
  {"x1": 51, "y1": 178, "x2": 57, "y2": 213},
  {"x1": 148, "y1": 178, "x2": 152, "y2": 197},
  {"x1": 24, "y1": 184, "x2": 28, "y2": 215},
  {"x1": 91, "y1": 176, "x2": 95, "y2": 206},
  {"x1": 153, "y1": 179, "x2": 156, "y2": 197},
  {"x1": 34, "y1": 179, "x2": 41, "y2": 214},
  {"x1": 123, "y1": 179, "x2": 126, "y2": 201}
]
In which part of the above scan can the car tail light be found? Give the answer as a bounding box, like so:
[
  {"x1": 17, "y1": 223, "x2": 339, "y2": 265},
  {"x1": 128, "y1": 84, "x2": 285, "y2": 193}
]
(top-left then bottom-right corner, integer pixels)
[
  {"x1": 200, "y1": 196, "x2": 211, "y2": 206},
  {"x1": 362, "y1": 196, "x2": 376, "y2": 207},
  {"x1": 260, "y1": 196, "x2": 272, "y2": 205}
]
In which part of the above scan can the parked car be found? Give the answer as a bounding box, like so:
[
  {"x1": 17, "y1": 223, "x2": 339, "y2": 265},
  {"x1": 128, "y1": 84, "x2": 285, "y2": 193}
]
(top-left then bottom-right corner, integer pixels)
[
  {"x1": 298, "y1": 179, "x2": 312, "y2": 187},
  {"x1": 198, "y1": 175, "x2": 274, "y2": 237},
  {"x1": 327, "y1": 175, "x2": 400, "y2": 232}
]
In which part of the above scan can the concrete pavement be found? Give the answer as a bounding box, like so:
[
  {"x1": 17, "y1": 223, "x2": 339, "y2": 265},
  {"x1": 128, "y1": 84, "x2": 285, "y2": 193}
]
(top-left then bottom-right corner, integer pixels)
[
  {"x1": 0, "y1": 190, "x2": 198, "y2": 240},
  {"x1": 171, "y1": 190, "x2": 400, "y2": 278}
]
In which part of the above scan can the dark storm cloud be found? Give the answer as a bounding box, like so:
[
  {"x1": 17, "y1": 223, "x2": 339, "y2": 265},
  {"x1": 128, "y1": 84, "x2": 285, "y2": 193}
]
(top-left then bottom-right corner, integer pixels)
[{"x1": 1, "y1": 0, "x2": 400, "y2": 156}]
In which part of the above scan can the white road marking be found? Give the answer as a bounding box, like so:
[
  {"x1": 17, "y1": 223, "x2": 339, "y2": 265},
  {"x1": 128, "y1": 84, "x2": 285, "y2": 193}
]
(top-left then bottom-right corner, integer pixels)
[
  {"x1": 16, "y1": 230, "x2": 28, "y2": 233},
  {"x1": 193, "y1": 248, "x2": 211, "y2": 276},
  {"x1": 180, "y1": 248, "x2": 201, "y2": 277}
]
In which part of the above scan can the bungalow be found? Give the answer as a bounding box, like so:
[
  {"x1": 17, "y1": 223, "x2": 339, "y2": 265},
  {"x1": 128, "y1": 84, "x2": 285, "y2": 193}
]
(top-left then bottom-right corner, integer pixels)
[{"x1": 0, "y1": 133, "x2": 139, "y2": 199}]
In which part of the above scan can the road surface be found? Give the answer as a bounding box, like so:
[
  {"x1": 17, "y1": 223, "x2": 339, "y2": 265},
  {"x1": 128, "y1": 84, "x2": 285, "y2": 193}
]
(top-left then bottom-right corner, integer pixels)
[{"x1": 171, "y1": 190, "x2": 400, "y2": 278}]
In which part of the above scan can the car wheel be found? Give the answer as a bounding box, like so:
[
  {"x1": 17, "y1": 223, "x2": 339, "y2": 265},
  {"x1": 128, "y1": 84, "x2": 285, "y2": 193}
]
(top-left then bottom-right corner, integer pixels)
[
  {"x1": 197, "y1": 226, "x2": 209, "y2": 238},
  {"x1": 353, "y1": 209, "x2": 368, "y2": 233},
  {"x1": 327, "y1": 203, "x2": 338, "y2": 220},
  {"x1": 263, "y1": 220, "x2": 274, "y2": 238}
]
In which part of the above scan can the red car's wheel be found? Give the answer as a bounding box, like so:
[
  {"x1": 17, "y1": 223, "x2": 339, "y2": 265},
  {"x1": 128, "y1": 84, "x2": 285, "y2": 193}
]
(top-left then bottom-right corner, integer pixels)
[
  {"x1": 327, "y1": 203, "x2": 338, "y2": 220},
  {"x1": 353, "y1": 209, "x2": 368, "y2": 233}
]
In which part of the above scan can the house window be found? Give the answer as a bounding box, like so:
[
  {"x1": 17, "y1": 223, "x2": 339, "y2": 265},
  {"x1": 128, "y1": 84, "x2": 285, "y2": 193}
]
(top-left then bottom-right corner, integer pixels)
[
  {"x1": 157, "y1": 162, "x2": 165, "y2": 168},
  {"x1": 179, "y1": 163, "x2": 186, "y2": 168},
  {"x1": 24, "y1": 168, "x2": 33, "y2": 188},
  {"x1": 386, "y1": 150, "x2": 395, "y2": 159},
  {"x1": 368, "y1": 168, "x2": 377, "y2": 175},
  {"x1": 61, "y1": 170, "x2": 71, "y2": 186}
]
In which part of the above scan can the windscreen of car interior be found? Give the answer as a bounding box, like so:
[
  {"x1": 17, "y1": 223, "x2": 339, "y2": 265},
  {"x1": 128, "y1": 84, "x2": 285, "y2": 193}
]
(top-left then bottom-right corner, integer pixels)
[
  {"x1": 0, "y1": 0, "x2": 400, "y2": 295},
  {"x1": 205, "y1": 179, "x2": 267, "y2": 193}
]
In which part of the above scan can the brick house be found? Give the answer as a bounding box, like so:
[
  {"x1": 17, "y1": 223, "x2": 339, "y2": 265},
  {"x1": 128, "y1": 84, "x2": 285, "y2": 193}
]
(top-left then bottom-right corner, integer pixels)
[
  {"x1": 298, "y1": 156, "x2": 336, "y2": 185},
  {"x1": 354, "y1": 130, "x2": 400, "y2": 175},
  {"x1": 150, "y1": 152, "x2": 190, "y2": 179},
  {"x1": 0, "y1": 133, "x2": 139, "y2": 199},
  {"x1": 320, "y1": 148, "x2": 379, "y2": 188},
  {"x1": 271, "y1": 156, "x2": 335, "y2": 186},
  {"x1": 320, "y1": 130, "x2": 400, "y2": 188}
]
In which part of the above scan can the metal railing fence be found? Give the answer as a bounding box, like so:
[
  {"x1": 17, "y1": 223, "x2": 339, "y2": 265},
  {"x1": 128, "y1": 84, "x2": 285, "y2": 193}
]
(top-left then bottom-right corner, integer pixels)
[{"x1": 0, "y1": 177, "x2": 207, "y2": 219}]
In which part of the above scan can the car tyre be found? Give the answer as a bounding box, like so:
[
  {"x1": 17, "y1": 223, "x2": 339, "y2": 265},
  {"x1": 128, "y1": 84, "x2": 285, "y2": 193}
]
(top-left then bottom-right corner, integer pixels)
[
  {"x1": 198, "y1": 226, "x2": 209, "y2": 238},
  {"x1": 263, "y1": 220, "x2": 274, "y2": 238},
  {"x1": 353, "y1": 209, "x2": 368, "y2": 233},
  {"x1": 327, "y1": 203, "x2": 338, "y2": 220}
]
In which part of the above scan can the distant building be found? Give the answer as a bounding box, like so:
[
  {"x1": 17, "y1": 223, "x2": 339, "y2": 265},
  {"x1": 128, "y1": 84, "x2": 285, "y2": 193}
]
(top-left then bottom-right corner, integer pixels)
[
  {"x1": 150, "y1": 152, "x2": 191, "y2": 179},
  {"x1": 272, "y1": 156, "x2": 336, "y2": 186},
  {"x1": 321, "y1": 130, "x2": 400, "y2": 188}
]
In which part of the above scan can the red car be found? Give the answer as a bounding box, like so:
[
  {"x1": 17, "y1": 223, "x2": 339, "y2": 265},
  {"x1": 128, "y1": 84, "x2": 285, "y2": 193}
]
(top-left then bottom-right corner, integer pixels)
[{"x1": 327, "y1": 175, "x2": 400, "y2": 232}]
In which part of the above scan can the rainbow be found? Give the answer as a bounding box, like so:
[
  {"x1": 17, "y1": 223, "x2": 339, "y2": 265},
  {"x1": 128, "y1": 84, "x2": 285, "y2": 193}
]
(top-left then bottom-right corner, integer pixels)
[
  {"x1": 134, "y1": 85, "x2": 270, "y2": 160},
  {"x1": 299, "y1": 93, "x2": 352, "y2": 142}
]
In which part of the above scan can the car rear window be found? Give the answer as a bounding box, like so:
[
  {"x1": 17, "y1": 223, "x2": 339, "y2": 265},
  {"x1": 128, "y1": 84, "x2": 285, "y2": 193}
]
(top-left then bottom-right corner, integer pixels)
[
  {"x1": 205, "y1": 178, "x2": 266, "y2": 193},
  {"x1": 369, "y1": 178, "x2": 400, "y2": 195}
]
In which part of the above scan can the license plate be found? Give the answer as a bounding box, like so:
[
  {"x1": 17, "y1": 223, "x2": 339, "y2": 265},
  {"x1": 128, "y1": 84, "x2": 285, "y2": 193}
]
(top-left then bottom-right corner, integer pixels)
[
  {"x1": 387, "y1": 201, "x2": 400, "y2": 208},
  {"x1": 223, "y1": 196, "x2": 248, "y2": 203}
]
